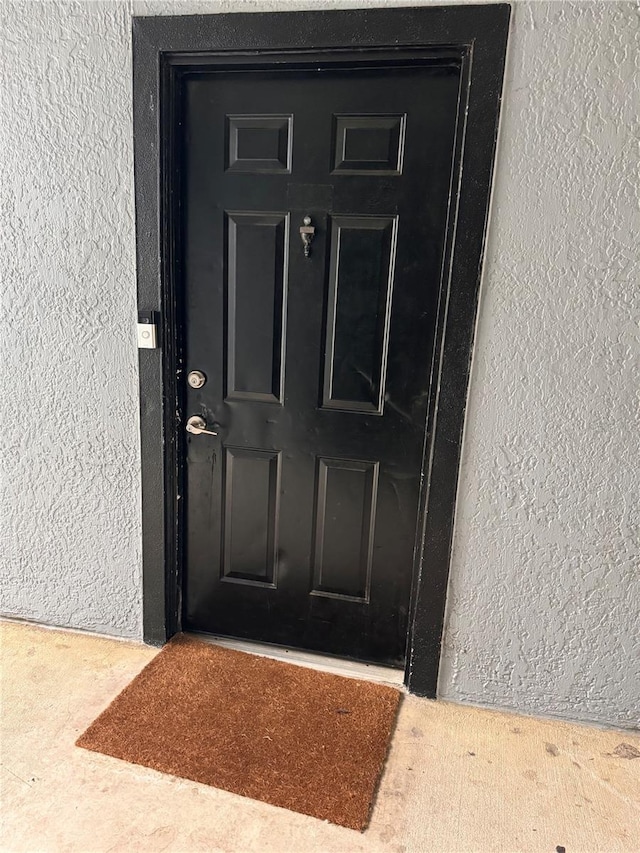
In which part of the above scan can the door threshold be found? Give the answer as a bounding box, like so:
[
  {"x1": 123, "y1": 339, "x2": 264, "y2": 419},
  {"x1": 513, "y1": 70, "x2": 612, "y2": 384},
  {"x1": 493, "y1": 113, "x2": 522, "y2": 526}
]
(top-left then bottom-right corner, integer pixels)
[{"x1": 187, "y1": 632, "x2": 405, "y2": 687}]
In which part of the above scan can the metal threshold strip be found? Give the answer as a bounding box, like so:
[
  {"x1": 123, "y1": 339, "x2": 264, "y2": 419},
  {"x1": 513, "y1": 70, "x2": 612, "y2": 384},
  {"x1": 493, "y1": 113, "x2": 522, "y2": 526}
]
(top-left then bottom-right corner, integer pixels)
[{"x1": 187, "y1": 632, "x2": 405, "y2": 687}]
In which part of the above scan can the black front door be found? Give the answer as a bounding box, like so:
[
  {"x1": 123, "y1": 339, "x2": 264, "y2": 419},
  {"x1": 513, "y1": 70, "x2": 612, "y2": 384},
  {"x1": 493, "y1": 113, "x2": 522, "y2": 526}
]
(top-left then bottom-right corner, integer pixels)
[{"x1": 182, "y1": 62, "x2": 461, "y2": 667}]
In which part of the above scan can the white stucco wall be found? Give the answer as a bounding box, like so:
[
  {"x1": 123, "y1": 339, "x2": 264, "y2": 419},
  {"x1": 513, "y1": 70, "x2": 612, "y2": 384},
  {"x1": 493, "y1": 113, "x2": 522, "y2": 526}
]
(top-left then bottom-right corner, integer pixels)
[{"x1": 1, "y1": 0, "x2": 638, "y2": 728}]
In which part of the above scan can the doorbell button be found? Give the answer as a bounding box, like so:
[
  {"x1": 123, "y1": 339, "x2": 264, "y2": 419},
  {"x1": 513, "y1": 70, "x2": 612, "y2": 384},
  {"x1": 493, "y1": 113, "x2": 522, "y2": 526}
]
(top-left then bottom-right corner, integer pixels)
[
  {"x1": 137, "y1": 323, "x2": 157, "y2": 349},
  {"x1": 137, "y1": 310, "x2": 158, "y2": 349}
]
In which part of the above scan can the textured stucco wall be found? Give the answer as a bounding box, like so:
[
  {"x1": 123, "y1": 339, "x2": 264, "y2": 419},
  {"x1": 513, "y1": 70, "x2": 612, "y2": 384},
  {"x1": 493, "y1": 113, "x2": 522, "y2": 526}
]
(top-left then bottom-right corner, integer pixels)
[
  {"x1": 0, "y1": 0, "x2": 638, "y2": 727},
  {"x1": 438, "y1": 0, "x2": 640, "y2": 730},
  {"x1": 1, "y1": 0, "x2": 141, "y2": 636}
]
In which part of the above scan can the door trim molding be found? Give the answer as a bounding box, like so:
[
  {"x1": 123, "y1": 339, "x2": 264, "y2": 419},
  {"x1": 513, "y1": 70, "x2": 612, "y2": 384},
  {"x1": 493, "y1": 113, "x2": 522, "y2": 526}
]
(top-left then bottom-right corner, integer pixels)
[{"x1": 133, "y1": 4, "x2": 511, "y2": 696}]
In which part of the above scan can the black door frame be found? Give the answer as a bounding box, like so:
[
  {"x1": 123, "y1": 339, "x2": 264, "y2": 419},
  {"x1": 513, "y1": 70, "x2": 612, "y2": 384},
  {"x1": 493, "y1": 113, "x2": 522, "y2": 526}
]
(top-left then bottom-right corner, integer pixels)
[{"x1": 133, "y1": 4, "x2": 510, "y2": 696}]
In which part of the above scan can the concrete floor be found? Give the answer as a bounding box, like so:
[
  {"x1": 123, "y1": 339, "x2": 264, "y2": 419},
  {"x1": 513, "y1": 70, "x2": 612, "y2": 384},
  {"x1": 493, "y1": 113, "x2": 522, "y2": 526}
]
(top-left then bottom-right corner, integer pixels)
[{"x1": 1, "y1": 620, "x2": 638, "y2": 853}]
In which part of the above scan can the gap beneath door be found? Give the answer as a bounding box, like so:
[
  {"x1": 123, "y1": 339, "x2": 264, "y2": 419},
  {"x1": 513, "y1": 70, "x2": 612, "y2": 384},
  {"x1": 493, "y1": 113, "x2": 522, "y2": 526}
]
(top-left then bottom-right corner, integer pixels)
[{"x1": 188, "y1": 632, "x2": 405, "y2": 687}]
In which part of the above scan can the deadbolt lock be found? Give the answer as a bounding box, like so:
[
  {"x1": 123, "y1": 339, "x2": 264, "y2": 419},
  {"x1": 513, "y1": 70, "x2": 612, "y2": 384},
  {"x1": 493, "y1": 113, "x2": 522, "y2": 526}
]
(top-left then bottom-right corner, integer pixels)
[{"x1": 187, "y1": 370, "x2": 207, "y2": 389}]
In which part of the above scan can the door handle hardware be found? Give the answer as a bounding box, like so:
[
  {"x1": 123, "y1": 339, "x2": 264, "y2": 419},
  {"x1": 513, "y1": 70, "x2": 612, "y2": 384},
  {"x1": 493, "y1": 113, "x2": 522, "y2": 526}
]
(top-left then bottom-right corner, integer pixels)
[
  {"x1": 186, "y1": 415, "x2": 218, "y2": 436},
  {"x1": 299, "y1": 215, "x2": 315, "y2": 258},
  {"x1": 187, "y1": 370, "x2": 207, "y2": 389}
]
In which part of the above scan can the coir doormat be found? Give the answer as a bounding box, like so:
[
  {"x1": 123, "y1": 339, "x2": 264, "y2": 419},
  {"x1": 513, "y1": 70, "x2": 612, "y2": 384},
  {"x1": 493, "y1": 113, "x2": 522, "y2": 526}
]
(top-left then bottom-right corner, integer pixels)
[{"x1": 77, "y1": 635, "x2": 401, "y2": 830}]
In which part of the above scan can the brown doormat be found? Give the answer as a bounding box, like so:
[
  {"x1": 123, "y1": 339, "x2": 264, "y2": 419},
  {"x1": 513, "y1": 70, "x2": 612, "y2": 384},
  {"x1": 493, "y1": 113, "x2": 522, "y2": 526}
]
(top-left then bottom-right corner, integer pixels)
[{"x1": 77, "y1": 635, "x2": 401, "y2": 831}]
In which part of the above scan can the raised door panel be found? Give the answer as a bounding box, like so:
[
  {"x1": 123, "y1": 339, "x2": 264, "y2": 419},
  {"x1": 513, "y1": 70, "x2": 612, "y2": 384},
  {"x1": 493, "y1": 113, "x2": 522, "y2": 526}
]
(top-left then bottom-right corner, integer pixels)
[
  {"x1": 322, "y1": 215, "x2": 398, "y2": 414},
  {"x1": 226, "y1": 212, "x2": 289, "y2": 403},
  {"x1": 332, "y1": 114, "x2": 406, "y2": 174},
  {"x1": 222, "y1": 447, "x2": 281, "y2": 587},
  {"x1": 226, "y1": 114, "x2": 293, "y2": 173},
  {"x1": 311, "y1": 457, "x2": 379, "y2": 602}
]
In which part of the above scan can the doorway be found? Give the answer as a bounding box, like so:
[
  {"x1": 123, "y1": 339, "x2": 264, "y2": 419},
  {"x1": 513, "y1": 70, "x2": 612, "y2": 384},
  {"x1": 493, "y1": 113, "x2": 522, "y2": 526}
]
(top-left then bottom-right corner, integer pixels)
[
  {"x1": 183, "y1": 62, "x2": 460, "y2": 667},
  {"x1": 133, "y1": 5, "x2": 510, "y2": 693}
]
